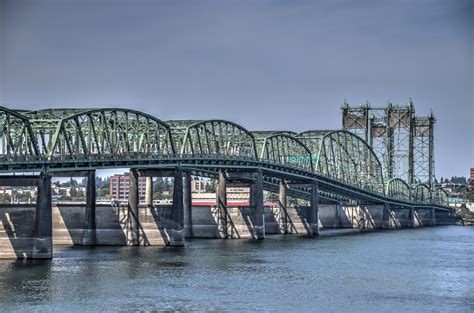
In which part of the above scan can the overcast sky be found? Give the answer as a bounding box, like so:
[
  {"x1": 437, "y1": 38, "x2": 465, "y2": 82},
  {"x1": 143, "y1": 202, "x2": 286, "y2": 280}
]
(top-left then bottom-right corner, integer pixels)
[{"x1": 0, "y1": 0, "x2": 472, "y2": 179}]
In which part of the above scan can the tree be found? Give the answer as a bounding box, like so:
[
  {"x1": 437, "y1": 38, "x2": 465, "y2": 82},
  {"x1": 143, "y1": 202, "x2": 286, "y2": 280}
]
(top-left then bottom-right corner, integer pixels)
[
  {"x1": 204, "y1": 182, "x2": 216, "y2": 193},
  {"x1": 266, "y1": 192, "x2": 278, "y2": 202},
  {"x1": 0, "y1": 193, "x2": 11, "y2": 204}
]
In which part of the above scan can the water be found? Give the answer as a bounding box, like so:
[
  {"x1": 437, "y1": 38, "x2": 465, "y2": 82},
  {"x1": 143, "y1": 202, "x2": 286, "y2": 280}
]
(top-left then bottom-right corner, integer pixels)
[{"x1": 0, "y1": 226, "x2": 472, "y2": 312}]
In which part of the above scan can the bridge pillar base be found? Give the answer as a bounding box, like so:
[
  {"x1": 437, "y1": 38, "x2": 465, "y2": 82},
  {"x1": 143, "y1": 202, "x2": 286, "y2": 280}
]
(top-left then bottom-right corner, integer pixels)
[
  {"x1": 33, "y1": 175, "x2": 53, "y2": 259},
  {"x1": 250, "y1": 170, "x2": 265, "y2": 240},
  {"x1": 430, "y1": 208, "x2": 436, "y2": 226},
  {"x1": 278, "y1": 180, "x2": 288, "y2": 234},
  {"x1": 308, "y1": 181, "x2": 320, "y2": 236},
  {"x1": 128, "y1": 169, "x2": 140, "y2": 246},
  {"x1": 183, "y1": 171, "x2": 193, "y2": 238},
  {"x1": 409, "y1": 207, "x2": 416, "y2": 228},
  {"x1": 381, "y1": 203, "x2": 390, "y2": 229},
  {"x1": 332, "y1": 204, "x2": 343, "y2": 228},
  {"x1": 82, "y1": 170, "x2": 96, "y2": 245},
  {"x1": 170, "y1": 169, "x2": 185, "y2": 246},
  {"x1": 216, "y1": 170, "x2": 228, "y2": 239}
]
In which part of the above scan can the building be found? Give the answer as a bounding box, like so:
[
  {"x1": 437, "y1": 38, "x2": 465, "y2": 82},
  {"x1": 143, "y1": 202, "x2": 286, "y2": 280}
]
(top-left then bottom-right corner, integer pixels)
[
  {"x1": 191, "y1": 178, "x2": 214, "y2": 193},
  {"x1": 110, "y1": 172, "x2": 146, "y2": 200},
  {"x1": 469, "y1": 167, "x2": 474, "y2": 192}
]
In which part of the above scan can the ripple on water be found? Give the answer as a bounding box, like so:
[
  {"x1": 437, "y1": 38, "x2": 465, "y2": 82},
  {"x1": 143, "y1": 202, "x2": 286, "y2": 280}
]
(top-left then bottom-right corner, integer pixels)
[{"x1": 0, "y1": 226, "x2": 472, "y2": 312}]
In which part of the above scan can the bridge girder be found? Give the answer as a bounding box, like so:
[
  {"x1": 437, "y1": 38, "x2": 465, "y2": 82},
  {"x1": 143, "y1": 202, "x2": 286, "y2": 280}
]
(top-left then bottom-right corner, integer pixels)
[
  {"x1": 411, "y1": 183, "x2": 431, "y2": 204},
  {"x1": 0, "y1": 106, "x2": 39, "y2": 159},
  {"x1": 298, "y1": 130, "x2": 384, "y2": 194},
  {"x1": 0, "y1": 106, "x2": 450, "y2": 209},
  {"x1": 254, "y1": 132, "x2": 313, "y2": 171},
  {"x1": 47, "y1": 109, "x2": 175, "y2": 161},
  {"x1": 180, "y1": 120, "x2": 258, "y2": 160},
  {"x1": 431, "y1": 187, "x2": 448, "y2": 206},
  {"x1": 386, "y1": 177, "x2": 411, "y2": 201}
]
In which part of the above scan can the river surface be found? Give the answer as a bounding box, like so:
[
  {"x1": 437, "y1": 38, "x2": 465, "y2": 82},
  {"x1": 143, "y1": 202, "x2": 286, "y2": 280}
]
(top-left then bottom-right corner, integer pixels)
[{"x1": 0, "y1": 226, "x2": 472, "y2": 312}]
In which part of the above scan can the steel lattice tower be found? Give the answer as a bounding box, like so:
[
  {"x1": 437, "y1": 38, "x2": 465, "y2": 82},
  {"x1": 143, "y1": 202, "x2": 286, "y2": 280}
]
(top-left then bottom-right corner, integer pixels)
[{"x1": 342, "y1": 99, "x2": 435, "y2": 187}]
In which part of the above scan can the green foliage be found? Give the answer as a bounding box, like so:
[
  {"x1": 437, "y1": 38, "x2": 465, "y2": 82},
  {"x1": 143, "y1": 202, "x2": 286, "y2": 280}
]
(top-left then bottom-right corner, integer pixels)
[
  {"x1": 266, "y1": 192, "x2": 278, "y2": 202},
  {"x1": 459, "y1": 204, "x2": 474, "y2": 220},
  {"x1": 204, "y1": 182, "x2": 216, "y2": 193},
  {"x1": 0, "y1": 193, "x2": 11, "y2": 204}
]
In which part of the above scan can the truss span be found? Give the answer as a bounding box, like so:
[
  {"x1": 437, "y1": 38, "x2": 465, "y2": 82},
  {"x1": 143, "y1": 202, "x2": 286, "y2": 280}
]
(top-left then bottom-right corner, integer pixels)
[
  {"x1": 411, "y1": 183, "x2": 431, "y2": 204},
  {"x1": 298, "y1": 130, "x2": 384, "y2": 194},
  {"x1": 386, "y1": 178, "x2": 411, "y2": 200},
  {"x1": 0, "y1": 106, "x2": 452, "y2": 209},
  {"x1": 180, "y1": 120, "x2": 257, "y2": 159},
  {"x1": 48, "y1": 109, "x2": 175, "y2": 161},
  {"x1": 0, "y1": 107, "x2": 39, "y2": 160},
  {"x1": 254, "y1": 132, "x2": 313, "y2": 171},
  {"x1": 431, "y1": 187, "x2": 448, "y2": 206}
]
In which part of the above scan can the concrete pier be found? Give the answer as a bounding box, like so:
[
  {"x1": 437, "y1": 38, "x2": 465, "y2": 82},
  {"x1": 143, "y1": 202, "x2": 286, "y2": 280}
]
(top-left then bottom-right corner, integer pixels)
[
  {"x1": 430, "y1": 208, "x2": 436, "y2": 226},
  {"x1": 382, "y1": 203, "x2": 390, "y2": 229},
  {"x1": 278, "y1": 180, "x2": 288, "y2": 234},
  {"x1": 128, "y1": 168, "x2": 140, "y2": 245},
  {"x1": 145, "y1": 176, "x2": 153, "y2": 208},
  {"x1": 183, "y1": 171, "x2": 193, "y2": 238},
  {"x1": 0, "y1": 175, "x2": 53, "y2": 259},
  {"x1": 170, "y1": 169, "x2": 185, "y2": 246},
  {"x1": 251, "y1": 170, "x2": 265, "y2": 239},
  {"x1": 409, "y1": 207, "x2": 416, "y2": 228},
  {"x1": 33, "y1": 175, "x2": 53, "y2": 259},
  {"x1": 82, "y1": 171, "x2": 96, "y2": 245},
  {"x1": 308, "y1": 181, "x2": 319, "y2": 236},
  {"x1": 217, "y1": 170, "x2": 227, "y2": 238}
]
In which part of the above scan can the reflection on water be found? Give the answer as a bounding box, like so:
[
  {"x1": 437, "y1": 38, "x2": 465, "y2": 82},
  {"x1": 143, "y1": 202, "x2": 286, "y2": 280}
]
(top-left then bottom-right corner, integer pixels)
[{"x1": 0, "y1": 226, "x2": 473, "y2": 311}]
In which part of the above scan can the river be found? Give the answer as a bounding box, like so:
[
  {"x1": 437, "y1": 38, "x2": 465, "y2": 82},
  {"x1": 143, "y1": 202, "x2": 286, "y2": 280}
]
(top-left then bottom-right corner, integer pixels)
[{"x1": 0, "y1": 226, "x2": 472, "y2": 312}]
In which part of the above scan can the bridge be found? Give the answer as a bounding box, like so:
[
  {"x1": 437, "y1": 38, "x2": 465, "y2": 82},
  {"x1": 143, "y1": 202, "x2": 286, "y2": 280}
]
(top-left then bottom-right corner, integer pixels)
[{"x1": 0, "y1": 106, "x2": 456, "y2": 259}]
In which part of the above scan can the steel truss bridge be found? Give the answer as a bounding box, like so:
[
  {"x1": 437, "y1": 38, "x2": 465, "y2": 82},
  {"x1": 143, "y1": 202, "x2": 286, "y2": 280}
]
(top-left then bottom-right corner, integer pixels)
[{"x1": 0, "y1": 106, "x2": 450, "y2": 211}]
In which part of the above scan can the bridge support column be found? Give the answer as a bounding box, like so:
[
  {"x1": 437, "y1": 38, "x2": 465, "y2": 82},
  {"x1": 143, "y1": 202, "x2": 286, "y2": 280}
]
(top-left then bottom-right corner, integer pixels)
[
  {"x1": 308, "y1": 181, "x2": 319, "y2": 236},
  {"x1": 217, "y1": 170, "x2": 228, "y2": 238},
  {"x1": 145, "y1": 176, "x2": 153, "y2": 209},
  {"x1": 170, "y1": 169, "x2": 185, "y2": 246},
  {"x1": 82, "y1": 171, "x2": 96, "y2": 245},
  {"x1": 128, "y1": 168, "x2": 140, "y2": 246},
  {"x1": 382, "y1": 203, "x2": 390, "y2": 229},
  {"x1": 183, "y1": 171, "x2": 193, "y2": 238},
  {"x1": 250, "y1": 170, "x2": 265, "y2": 239},
  {"x1": 409, "y1": 207, "x2": 416, "y2": 228},
  {"x1": 278, "y1": 179, "x2": 288, "y2": 234},
  {"x1": 33, "y1": 175, "x2": 53, "y2": 259},
  {"x1": 430, "y1": 208, "x2": 436, "y2": 226}
]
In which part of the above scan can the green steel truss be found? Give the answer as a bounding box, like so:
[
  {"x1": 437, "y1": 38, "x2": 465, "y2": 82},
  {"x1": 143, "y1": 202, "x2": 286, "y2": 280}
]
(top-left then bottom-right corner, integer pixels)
[
  {"x1": 411, "y1": 183, "x2": 432, "y2": 204},
  {"x1": 431, "y1": 187, "x2": 448, "y2": 206},
  {"x1": 385, "y1": 178, "x2": 411, "y2": 201},
  {"x1": 298, "y1": 130, "x2": 384, "y2": 194},
  {"x1": 0, "y1": 106, "x2": 449, "y2": 207},
  {"x1": 255, "y1": 132, "x2": 313, "y2": 171},
  {"x1": 0, "y1": 106, "x2": 39, "y2": 160}
]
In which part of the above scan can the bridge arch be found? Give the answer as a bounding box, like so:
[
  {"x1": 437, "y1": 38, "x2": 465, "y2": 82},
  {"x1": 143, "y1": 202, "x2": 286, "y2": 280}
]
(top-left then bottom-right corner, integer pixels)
[
  {"x1": 432, "y1": 187, "x2": 448, "y2": 206},
  {"x1": 411, "y1": 183, "x2": 431, "y2": 204},
  {"x1": 298, "y1": 130, "x2": 384, "y2": 194},
  {"x1": 180, "y1": 120, "x2": 258, "y2": 159},
  {"x1": 0, "y1": 106, "x2": 39, "y2": 160},
  {"x1": 385, "y1": 177, "x2": 411, "y2": 200},
  {"x1": 48, "y1": 109, "x2": 175, "y2": 160},
  {"x1": 255, "y1": 132, "x2": 313, "y2": 171}
]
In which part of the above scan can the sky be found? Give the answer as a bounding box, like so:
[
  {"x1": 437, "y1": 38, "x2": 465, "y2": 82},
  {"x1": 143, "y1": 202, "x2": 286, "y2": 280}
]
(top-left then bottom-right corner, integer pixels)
[{"x1": 0, "y1": 0, "x2": 472, "y2": 179}]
